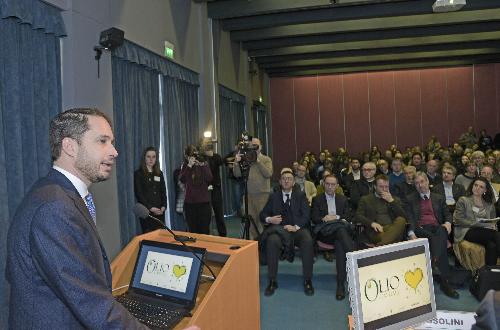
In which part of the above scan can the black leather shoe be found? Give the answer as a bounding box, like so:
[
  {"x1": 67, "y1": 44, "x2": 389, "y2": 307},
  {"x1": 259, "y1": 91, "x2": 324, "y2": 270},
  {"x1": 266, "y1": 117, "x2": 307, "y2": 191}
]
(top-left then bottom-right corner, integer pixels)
[
  {"x1": 323, "y1": 251, "x2": 334, "y2": 262},
  {"x1": 264, "y1": 279, "x2": 278, "y2": 296},
  {"x1": 304, "y1": 279, "x2": 314, "y2": 296},
  {"x1": 441, "y1": 280, "x2": 459, "y2": 299},
  {"x1": 336, "y1": 282, "x2": 346, "y2": 300}
]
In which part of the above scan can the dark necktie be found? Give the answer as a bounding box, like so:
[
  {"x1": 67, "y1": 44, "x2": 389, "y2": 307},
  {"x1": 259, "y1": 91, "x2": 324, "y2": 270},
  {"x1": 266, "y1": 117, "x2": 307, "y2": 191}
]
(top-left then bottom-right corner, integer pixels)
[
  {"x1": 285, "y1": 193, "x2": 291, "y2": 207},
  {"x1": 85, "y1": 193, "x2": 96, "y2": 224}
]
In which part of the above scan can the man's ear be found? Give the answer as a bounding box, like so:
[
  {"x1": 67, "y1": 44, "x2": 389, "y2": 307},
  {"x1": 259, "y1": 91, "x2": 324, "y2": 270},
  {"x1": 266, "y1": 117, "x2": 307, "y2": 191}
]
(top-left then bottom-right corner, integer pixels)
[{"x1": 61, "y1": 137, "x2": 78, "y2": 158}]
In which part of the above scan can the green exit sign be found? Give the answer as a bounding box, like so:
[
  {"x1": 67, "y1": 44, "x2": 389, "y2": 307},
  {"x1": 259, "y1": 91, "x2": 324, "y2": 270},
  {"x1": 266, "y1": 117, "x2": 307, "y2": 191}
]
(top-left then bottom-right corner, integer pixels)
[{"x1": 164, "y1": 41, "x2": 174, "y2": 59}]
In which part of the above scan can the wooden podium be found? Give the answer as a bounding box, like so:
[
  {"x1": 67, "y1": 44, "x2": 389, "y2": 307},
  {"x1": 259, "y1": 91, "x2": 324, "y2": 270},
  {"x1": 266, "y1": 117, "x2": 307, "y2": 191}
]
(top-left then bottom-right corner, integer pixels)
[{"x1": 110, "y1": 230, "x2": 260, "y2": 330}]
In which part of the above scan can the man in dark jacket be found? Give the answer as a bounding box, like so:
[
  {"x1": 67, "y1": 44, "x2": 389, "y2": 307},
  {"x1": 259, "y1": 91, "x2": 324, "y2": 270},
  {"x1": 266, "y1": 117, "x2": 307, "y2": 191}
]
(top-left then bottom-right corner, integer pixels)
[
  {"x1": 431, "y1": 164, "x2": 465, "y2": 213},
  {"x1": 406, "y1": 172, "x2": 459, "y2": 299},
  {"x1": 311, "y1": 174, "x2": 353, "y2": 300},
  {"x1": 260, "y1": 168, "x2": 314, "y2": 296},
  {"x1": 350, "y1": 161, "x2": 376, "y2": 209}
]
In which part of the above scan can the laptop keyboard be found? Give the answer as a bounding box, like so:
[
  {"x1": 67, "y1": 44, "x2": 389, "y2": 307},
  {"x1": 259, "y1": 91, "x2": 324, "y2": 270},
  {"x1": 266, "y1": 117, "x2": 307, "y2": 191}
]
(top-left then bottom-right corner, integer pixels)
[{"x1": 116, "y1": 295, "x2": 185, "y2": 329}]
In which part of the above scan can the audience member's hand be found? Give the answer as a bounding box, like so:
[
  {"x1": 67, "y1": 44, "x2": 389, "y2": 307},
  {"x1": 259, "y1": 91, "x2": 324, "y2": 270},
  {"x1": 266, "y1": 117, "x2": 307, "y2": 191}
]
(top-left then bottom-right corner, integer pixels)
[
  {"x1": 235, "y1": 153, "x2": 242, "y2": 163},
  {"x1": 150, "y1": 207, "x2": 162, "y2": 215},
  {"x1": 442, "y1": 222, "x2": 452, "y2": 234},
  {"x1": 409, "y1": 233, "x2": 417, "y2": 240},
  {"x1": 160, "y1": 207, "x2": 165, "y2": 214},
  {"x1": 371, "y1": 222, "x2": 384, "y2": 233},
  {"x1": 284, "y1": 225, "x2": 297, "y2": 232},
  {"x1": 322, "y1": 214, "x2": 337, "y2": 222},
  {"x1": 268, "y1": 215, "x2": 282, "y2": 225},
  {"x1": 380, "y1": 191, "x2": 394, "y2": 203},
  {"x1": 188, "y1": 156, "x2": 196, "y2": 167}
]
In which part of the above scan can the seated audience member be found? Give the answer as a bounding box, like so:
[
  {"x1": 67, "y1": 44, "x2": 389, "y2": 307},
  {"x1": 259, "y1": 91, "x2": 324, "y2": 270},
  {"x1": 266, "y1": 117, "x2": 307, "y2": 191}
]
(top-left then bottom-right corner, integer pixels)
[
  {"x1": 486, "y1": 152, "x2": 497, "y2": 167},
  {"x1": 431, "y1": 164, "x2": 466, "y2": 212},
  {"x1": 389, "y1": 158, "x2": 405, "y2": 192},
  {"x1": 478, "y1": 129, "x2": 494, "y2": 151},
  {"x1": 292, "y1": 161, "x2": 299, "y2": 176},
  {"x1": 311, "y1": 175, "x2": 354, "y2": 300},
  {"x1": 426, "y1": 159, "x2": 442, "y2": 188},
  {"x1": 340, "y1": 158, "x2": 361, "y2": 195},
  {"x1": 454, "y1": 177, "x2": 499, "y2": 266},
  {"x1": 493, "y1": 161, "x2": 500, "y2": 184},
  {"x1": 456, "y1": 154, "x2": 469, "y2": 175},
  {"x1": 311, "y1": 152, "x2": 326, "y2": 184},
  {"x1": 406, "y1": 173, "x2": 459, "y2": 298},
  {"x1": 392, "y1": 165, "x2": 417, "y2": 204},
  {"x1": 481, "y1": 164, "x2": 500, "y2": 202},
  {"x1": 376, "y1": 159, "x2": 390, "y2": 176},
  {"x1": 459, "y1": 126, "x2": 477, "y2": 149},
  {"x1": 471, "y1": 150, "x2": 486, "y2": 175},
  {"x1": 455, "y1": 161, "x2": 477, "y2": 191},
  {"x1": 355, "y1": 175, "x2": 407, "y2": 246},
  {"x1": 411, "y1": 152, "x2": 426, "y2": 172},
  {"x1": 295, "y1": 164, "x2": 317, "y2": 205},
  {"x1": 317, "y1": 169, "x2": 344, "y2": 196},
  {"x1": 350, "y1": 162, "x2": 377, "y2": 209},
  {"x1": 260, "y1": 168, "x2": 314, "y2": 297}
]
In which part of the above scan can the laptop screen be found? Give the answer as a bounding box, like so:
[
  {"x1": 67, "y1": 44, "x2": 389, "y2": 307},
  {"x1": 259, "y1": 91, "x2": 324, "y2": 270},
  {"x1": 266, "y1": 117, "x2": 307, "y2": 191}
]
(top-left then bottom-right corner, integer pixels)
[{"x1": 129, "y1": 240, "x2": 206, "y2": 306}]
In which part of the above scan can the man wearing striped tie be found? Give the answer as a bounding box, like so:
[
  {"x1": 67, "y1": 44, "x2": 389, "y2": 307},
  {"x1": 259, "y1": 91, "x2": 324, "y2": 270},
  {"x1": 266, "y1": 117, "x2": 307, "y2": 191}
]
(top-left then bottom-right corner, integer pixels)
[{"x1": 6, "y1": 108, "x2": 148, "y2": 329}]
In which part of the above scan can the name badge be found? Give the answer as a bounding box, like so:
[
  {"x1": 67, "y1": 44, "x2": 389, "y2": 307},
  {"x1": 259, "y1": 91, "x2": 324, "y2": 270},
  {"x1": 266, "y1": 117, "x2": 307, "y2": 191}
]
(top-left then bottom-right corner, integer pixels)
[
  {"x1": 472, "y1": 206, "x2": 479, "y2": 213},
  {"x1": 154, "y1": 176, "x2": 161, "y2": 182}
]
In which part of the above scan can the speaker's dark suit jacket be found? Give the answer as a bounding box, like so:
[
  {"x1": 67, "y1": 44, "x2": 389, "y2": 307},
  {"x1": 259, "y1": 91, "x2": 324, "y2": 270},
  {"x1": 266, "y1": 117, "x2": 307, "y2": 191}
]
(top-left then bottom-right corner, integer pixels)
[
  {"x1": 311, "y1": 193, "x2": 351, "y2": 235},
  {"x1": 6, "y1": 169, "x2": 146, "y2": 329},
  {"x1": 260, "y1": 189, "x2": 310, "y2": 228},
  {"x1": 431, "y1": 182, "x2": 466, "y2": 203},
  {"x1": 404, "y1": 191, "x2": 452, "y2": 232}
]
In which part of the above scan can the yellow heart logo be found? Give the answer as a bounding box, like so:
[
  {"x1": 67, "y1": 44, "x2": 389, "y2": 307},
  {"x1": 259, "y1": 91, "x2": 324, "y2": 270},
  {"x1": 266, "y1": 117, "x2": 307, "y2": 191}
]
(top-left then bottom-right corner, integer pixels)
[
  {"x1": 404, "y1": 268, "x2": 423, "y2": 290},
  {"x1": 173, "y1": 265, "x2": 187, "y2": 278}
]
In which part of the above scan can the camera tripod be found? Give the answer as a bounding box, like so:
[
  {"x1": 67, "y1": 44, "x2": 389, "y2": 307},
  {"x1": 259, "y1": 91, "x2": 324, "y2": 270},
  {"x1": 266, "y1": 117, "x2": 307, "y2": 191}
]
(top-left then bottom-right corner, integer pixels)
[{"x1": 239, "y1": 177, "x2": 261, "y2": 240}]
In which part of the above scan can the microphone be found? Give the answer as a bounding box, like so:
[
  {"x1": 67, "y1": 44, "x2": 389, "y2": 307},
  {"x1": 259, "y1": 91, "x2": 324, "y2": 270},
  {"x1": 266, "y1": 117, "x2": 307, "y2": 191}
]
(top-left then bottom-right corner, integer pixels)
[
  {"x1": 133, "y1": 203, "x2": 217, "y2": 280},
  {"x1": 133, "y1": 203, "x2": 195, "y2": 243}
]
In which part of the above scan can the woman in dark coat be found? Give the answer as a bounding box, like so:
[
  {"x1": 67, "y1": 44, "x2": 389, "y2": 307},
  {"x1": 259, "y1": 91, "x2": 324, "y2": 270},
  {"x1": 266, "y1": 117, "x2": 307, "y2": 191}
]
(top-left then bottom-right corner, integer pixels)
[{"x1": 134, "y1": 146, "x2": 167, "y2": 233}]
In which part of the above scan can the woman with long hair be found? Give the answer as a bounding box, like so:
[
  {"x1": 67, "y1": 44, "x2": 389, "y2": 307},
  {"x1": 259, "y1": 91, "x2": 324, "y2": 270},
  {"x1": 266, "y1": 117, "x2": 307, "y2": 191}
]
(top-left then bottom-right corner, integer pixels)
[
  {"x1": 179, "y1": 145, "x2": 213, "y2": 234},
  {"x1": 453, "y1": 177, "x2": 499, "y2": 265},
  {"x1": 134, "y1": 146, "x2": 167, "y2": 233}
]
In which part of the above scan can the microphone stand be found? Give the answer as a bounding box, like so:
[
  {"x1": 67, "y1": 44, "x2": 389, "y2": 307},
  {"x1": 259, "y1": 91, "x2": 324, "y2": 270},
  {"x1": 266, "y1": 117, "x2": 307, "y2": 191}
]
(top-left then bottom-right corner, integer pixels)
[{"x1": 143, "y1": 212, "x2": 217, "y2": 281}]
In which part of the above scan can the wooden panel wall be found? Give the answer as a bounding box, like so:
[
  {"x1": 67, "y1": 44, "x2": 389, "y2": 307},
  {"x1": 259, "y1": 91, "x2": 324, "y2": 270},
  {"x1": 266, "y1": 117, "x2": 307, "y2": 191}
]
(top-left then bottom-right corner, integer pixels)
[{"x1": 269, "y1": 64, "x2": 500, "y2": 173}]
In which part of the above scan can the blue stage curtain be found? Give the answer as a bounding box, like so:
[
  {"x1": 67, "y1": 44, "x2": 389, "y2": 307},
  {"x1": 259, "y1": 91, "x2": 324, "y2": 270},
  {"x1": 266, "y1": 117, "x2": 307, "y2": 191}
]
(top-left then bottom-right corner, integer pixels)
[
  {"x1": 161, "y1": 75, "x2": 199, "y2": 230},
  {"x1": 0, "y1": 0, "x2": 65, "y2": 327},
  {"x1": 219, "y1": 85, "x2": 246, "y2": 215},
  {"x1": 111, "y1": 57, "x2": 161, "y2": 247}
]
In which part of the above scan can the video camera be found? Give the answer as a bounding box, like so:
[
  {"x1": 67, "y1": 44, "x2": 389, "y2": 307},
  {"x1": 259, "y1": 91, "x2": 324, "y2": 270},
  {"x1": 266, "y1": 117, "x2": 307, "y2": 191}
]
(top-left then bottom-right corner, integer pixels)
[{"x1": 237, "y1": 132, "x2": 258, "y2": 164}]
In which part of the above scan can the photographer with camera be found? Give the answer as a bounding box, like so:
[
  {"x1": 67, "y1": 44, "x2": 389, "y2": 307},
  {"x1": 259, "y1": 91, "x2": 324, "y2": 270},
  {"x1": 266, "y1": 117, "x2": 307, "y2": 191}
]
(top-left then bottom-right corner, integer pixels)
[
  {"x1": 179, "y1": 145, "x2": 213, "y2": 234},
  {"x1": 233, "y1": 137, "x2": 273, "y2": 239}
]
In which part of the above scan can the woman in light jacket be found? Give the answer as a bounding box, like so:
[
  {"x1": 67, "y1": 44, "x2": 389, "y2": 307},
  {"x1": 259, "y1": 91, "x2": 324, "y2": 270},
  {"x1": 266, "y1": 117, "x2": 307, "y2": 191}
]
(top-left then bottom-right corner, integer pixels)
[{"x1": 454, "y1": 177, "x2": 499, "y2": 265}]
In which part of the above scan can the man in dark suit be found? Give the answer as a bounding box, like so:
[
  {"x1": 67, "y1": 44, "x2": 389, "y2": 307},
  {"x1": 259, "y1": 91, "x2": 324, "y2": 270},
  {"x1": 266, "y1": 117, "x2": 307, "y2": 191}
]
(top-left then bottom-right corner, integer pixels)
[
  {"x1": 260, "y1": 168, "x2": 314, "y2": 296},
  {"x1": 406, "y1": 172, "x2": 459, "y2": 299},
  {"x1": 350, "y1": 161, "x2": 377, "y2": 209},
  {"x1": 355, "y1": 174, "x2": 407, "y2": 246},
  {"x1": 311, "y1": 175, "x2": 354, "y2": 300},
  {"x1": 426, "y1": 159, "x2": 442, "y2": 188},
  {"x1": 431, "y1": 164, "x2": 465, "y2": 213},
  {"x1": 6, "y1": 109, "x2": 147, "y2": 329}
]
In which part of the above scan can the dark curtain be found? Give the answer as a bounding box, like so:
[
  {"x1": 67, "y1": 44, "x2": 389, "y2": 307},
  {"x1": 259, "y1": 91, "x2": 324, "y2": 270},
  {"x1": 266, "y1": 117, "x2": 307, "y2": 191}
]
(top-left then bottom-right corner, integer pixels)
[
  {"x1": 219, "y1": 86, "x2": 246, "y2": 215},
  {"x1": 112, "y1": 57, "x2": 161, "y2": 247},
  {"x1": 0, "y1": 0, "x2": 65, "y2": 327},
  {"x1": 161, "y1": 76, "x2": 199, "y2": 230},
  {"x1": 252, "y1": 102, "x2": 268, "y2": 155},
  {"x1": 112, "y1": 40, "x2": 199, "y2": 239}
]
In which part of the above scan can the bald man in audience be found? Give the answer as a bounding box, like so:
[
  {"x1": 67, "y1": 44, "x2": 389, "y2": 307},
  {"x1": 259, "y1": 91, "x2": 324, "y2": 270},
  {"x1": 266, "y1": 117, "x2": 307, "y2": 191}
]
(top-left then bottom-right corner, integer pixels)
[
  {"x1": 393, "y1": 165, "x2": 417, "y2": 204},
  {"x1": 350, "y1": 162, "x2": 377, "y2": 209},
  {"x1": 426, "y1": 159, "x2": 441, "y2": 188}
]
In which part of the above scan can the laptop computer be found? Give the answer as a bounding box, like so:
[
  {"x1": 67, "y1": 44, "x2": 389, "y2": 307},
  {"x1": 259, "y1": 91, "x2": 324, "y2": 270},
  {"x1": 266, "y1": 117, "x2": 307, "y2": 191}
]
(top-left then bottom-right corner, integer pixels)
[{"x1": 116, "y1": 240, "x2": 207, "y2": 329}]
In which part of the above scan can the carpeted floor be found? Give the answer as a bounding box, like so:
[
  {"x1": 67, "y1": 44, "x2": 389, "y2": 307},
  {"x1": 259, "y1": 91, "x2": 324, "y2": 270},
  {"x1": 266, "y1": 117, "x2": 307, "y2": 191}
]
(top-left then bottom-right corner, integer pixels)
[{"x1": 215, "y1": 216, "x2": 480, "y2": 330}]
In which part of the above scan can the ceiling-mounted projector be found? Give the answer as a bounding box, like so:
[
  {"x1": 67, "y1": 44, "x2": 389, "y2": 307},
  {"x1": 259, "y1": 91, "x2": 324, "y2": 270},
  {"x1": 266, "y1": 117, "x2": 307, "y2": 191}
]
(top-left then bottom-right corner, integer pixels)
[{"x1": 432, "y1": 0, "x2": 466, "y2": 13}]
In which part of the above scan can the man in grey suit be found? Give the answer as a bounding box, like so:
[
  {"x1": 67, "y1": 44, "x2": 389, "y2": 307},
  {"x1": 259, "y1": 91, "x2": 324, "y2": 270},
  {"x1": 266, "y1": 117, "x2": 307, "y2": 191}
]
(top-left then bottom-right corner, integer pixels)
[{"x1": 6, "y1": 109, "x2": 147, "y2": 329}]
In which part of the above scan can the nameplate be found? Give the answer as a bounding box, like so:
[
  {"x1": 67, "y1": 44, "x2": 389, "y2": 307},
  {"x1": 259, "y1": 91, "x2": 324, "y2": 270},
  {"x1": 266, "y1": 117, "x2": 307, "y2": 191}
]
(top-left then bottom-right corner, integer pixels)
[{"x1": 413, "y1": 310, "x2": 476, "y2": 329}]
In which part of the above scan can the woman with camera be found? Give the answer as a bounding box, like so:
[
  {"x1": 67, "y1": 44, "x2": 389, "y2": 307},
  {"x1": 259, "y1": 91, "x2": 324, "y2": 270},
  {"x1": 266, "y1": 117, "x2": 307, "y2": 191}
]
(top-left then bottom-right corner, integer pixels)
[
  {"x1": 453, "y1": 177, "x2": 500, "y2": 265},
  {"x1": 134, "y1": 146, "x2": 167, "y2": 233},
  {"x1": 179, "y1": 145, "x2": 213, "y2": 234}
]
